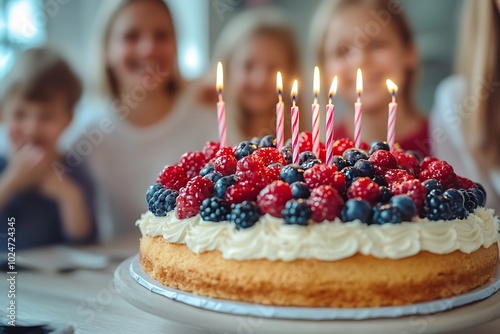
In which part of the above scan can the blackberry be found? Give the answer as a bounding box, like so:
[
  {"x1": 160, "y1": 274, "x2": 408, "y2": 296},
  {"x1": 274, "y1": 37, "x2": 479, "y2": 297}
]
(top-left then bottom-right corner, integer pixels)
[
  {"x1": 461, "y1": 190, "x2": 477, "y2": 213},
  {"x1": 422, "y1": 179, "x2": 443, "y2": 195},
  {"x1": 372, "y1": 204, "x2": 401, "y2": 225},
  {"x1": 469, "y1": 188, "x2": 486, "y2": 207},
  {"x1": 235, "y1": 141, "x2": 258, "y2": 160},
  {"x1": 291, "y1": 181, "x2": 310, "y2": 199},
  {"x1": 354, "y1": 159, "x2": 375, "y2": 178},
  {"x1": 282, "y1": 199, "x2": 312, "y2": 226},
  {"x1": 299, "y1": 151, "x2": 317, "y2": 165},
  {"x1": 199, "y1": 164, "x2": 215, "y2": 177},
  {"x1": 424, "y1": 195, "x2": 453, "y2": 221},
  {"x1": 259, "y1": 135, "x2": 276, "y2": 148},
  {"x1": 148, "y1": 187, "x2": 179, "y2": 217},
  {"x1": 443, "y1": 189, "x2": 467, "y2": 219},
  {"x1": 342, "y1": 166, "x2": 362, "y2": 188},
  {"x1": 204, "y1": 172, "x2": 223, "y2": 183},
  {"x1": 280, "y1": 145, "x2": 293, "y2": 164},
  {"x1": 369, "y1": 141, "x2": 390, "y2": 155},
  {"x1": 230, "y1": 201, "x2": 261, "y2": 229},
  {"x1": 379, "y1": 186, "x2": 392, "y2": 203},
  {"x1": 301, "y1": 159, "x2": 321, "y2": 170},
  {"x1": 199, "y1": 197, "x2": 231, "y2": 222},
  {"x1": 280, "y1": 164, "x2": 305, "y2": 184},
  {"x1": 390, "y1": 195, "x2": 416, "y2": 221},
  {"x1": 214, "y1": 175, "x2": 238, "y2": 198},
  {"x1": 146, "y1": 183, "x2": 163, "y2": 203},
  {"x1": 341, "y1": 199, "x2": 372, "y2": 224},
  {"x1": 343, "y1": 148, "x2": 369, "y2": 166},
  {"x1": 332, "y1": 155, "x2": 348, "y2": 171}
]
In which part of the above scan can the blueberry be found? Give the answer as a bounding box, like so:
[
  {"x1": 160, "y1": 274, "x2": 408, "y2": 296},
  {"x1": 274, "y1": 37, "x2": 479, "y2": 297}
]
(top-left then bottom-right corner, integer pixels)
[
  {"x1": 199, "y1": 164, "x2": 215, "y2": 177},
  {"x1": 291, "y1": 181, "x2": 310, "y2": 199},
  {"x1": 301, "y1": 159, "x2": 321, "y2": 170},
  {"x1": 282, "y1": 199, "x2": 312, "y2": 226},
  {"x1": 379, "y1": 186, "x2": 392, "y2": 203},
  {"x1": 280, "y1": 145, "x2": 293, "y2": 164},
  {"x1": 373, "y1": 175, "x2": 387, "y2": 186},
  {"x1": 460, "y1": 190, "x2": 477, "y2": 213},
  {"x1": 250, "y1": 137, "x2": 261, "y2": 146},
  {"x1": 469, "y1": 188, "x2": 486, "y2": 207},
  {"x1": 443, "y1": 189, "x2": 465, "y2": 207},
  {"x1": 214, "y1": 175, "x2": 238, "y2": 198},
  {"x1": 200, "y1": 197, "x2": 230, "y2": 222},
  {"x1": 280, "y1": 164, "x2": 305, "y2": 184},
  {"x1": 332, "y1": 155, "x2": 348, "y2": 171},
  {"x1": 369, "y1": 141, "x2": 390, "y2": 155},
  {"x1": 343, "y1": 148, "x2": 369, "y2": 166},
  {"x1": 390, "y1": 195, "x2": 416, "y2": 221},
  {"x1": 475, "y1": 183, "x2": 487, "y2": 200},
  {"x1": 204, "y1": 172, "x2": 222, "y2": 183},
  {"x1": 342, "y1": 166, "x2": 362, "y2": 187},
  {"x1": 148, "y1": 187, "x2": 179, "y2": 217},
  {"x1": 235, "y1": 141, "x2": 258, "y2": 160},
  {"x1": 230, "y1": 201, "x2": 261, "y2": 229},
  {"x1": 146, "y1": 184, "x2": 163, "y2": 203},
  {"x1": 353, "y1": 159, "x2": 375, "y2": 178},
  {"x1": 299, "y1": 151, "x2": 317, "y2": 165},
  {"x1": 423, "y1": 195, "x2": 453, "y2": 221},
  {"x1": 341, "y1": 199, "x2": 372, "y2": 224},
  {"x1": 259, "y1": 135, "x2": 276, "y2": 148},
  {"x1": 372, "y1": 204, "x2": 402, "y2": 224},
  {"x1": 422, "y1": 179, "x2": 443, "y2": 195}
]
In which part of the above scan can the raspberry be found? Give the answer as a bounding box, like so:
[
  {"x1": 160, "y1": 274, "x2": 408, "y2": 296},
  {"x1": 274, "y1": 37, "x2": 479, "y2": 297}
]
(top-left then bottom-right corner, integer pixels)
[
  {"x1": 214, "y1": 147, "x2": 235, "y2": 159},
  {"x1": 179, "y1": 151, "x2": 207, "y2": 178},
  {"x1": 303, "y1": 164, "x2": 345, "y2": 192},
  {"x1": 347, "y1": 177, "x2": 381, "y2": 205},
  {"x1": 253, "y1": 147, "x2": 286, "y2": 166},
  {"x1": 392, "y1": 179, "x2": 426, "y2": 210},
  {"x1": 236, "y1": 155, "x2": 267, "y2": 187},
  {"x1": 369, "y1": 150, "x2": 398, "y2": 175},
  {"x1": 332, "y1": 138, "x2": 355, "y2": 156},
  {"x1": 213, "y1": 155, "x2": 237, "y2": 176},
  {"x1": 309, "y1": 185, "x2": 344, "y2": 222},
  {"x1": 181, "y1": 176, "x2": 214, "y2": 201},
  {"x1": 384, "y1": 169, "x2": 413, "y2": 189},
  {"x1": 394, "y1": 152, "x2": 420, "y2": 177},
  {"x1": 419, "y1": 161, "x2": 459, "y2": 189},
  {"x1": 360, "y1": 142, "x2": 370, "y2": 151},
  {"x1": 318, "y1": 147, "x2": 326, "y2": 163},
  {"x1": 457, "y1": 176, "x2": 478, "y2": 190},
  {"x1": 266, "y1": 163, "x2": 282, "y2": 181},
  {"x1": 202, "y1": 141, "x2": 220, "y2": 161},
  {"x1": 225, "y1": 181, "x2": 261, "y2": 204},
  {"x1": 157, "y1": 165, "x2": 188, "y2": 191},
  {"x1": 257, "y1": 180, "x2": 293, "y2": 218},
  {"x1": 176, "y1": 193, "x2": 201, "y2": 219},
  {"x1": 420, "y1": 156, "x2": 438, "y2": 170},
  {"x1": 298, "y1": 131, "x2": 313, "y2": 153}
]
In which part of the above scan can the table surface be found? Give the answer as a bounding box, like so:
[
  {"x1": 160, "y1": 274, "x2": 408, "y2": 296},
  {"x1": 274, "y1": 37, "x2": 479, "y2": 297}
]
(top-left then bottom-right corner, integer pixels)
[{"x1": 1, "y1": 236, "x2": 500, "y2": 334}]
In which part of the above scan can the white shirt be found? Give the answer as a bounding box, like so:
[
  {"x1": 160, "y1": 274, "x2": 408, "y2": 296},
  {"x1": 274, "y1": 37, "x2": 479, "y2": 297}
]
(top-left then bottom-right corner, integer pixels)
[
  {"x1": 430, "y1": 75, "x2": 500, "y2": 213},
  {"x1": 80, "y1": 87, "x2": 222, "y2": 240}
]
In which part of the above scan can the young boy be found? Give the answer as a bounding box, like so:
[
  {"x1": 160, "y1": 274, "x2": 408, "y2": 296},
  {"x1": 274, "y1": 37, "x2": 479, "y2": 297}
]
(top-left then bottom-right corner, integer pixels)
[{"x1": 0, "y1": 47, "x2": 96, "y2": 250}]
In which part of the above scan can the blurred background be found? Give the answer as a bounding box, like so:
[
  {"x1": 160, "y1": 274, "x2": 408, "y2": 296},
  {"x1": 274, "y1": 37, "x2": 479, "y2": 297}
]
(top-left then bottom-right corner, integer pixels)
[{"x1": 0, "y1": 0, "x2": 463, "y2": 151}]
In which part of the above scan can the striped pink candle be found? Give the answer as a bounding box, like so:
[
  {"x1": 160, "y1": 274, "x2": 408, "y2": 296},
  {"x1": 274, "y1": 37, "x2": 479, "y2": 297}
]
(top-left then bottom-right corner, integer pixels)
[
  {"x1": 312, "y1": 67, "x2": 320, "y2": 157},
  {"x1": 291, "y1": 80, "x2": 300, "y2": 164},
  {"x1": 216, "y1": 62, "x2": 227, "y2": 147},
  {"x1": 386, "y1": 79, "x2": 399, "y2": 151},
  {"x1": 354, "y1": 68, "x2": 363, "y2": 148},
  {"x1": 276, "y1": 72, "x2": 285, "y2": 150},
  {"x1": 326, "y1": 76, "x2": 338, "y2": 165}
]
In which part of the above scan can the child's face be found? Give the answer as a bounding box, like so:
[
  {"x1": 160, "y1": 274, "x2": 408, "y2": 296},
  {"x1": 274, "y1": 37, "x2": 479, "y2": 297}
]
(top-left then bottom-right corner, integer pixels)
[
  {"x1": 323, "y1": 5, "x2": 416, "y2": 111},
  {"x1": 106, "y1": 0, "x2": 176, "y2": 92},
  {"x1": 3, "y1": 94, "x2": 71, "y2": 153},
  {"x1": 229, "y1": 34, "x2": 290, "y2": 116}
]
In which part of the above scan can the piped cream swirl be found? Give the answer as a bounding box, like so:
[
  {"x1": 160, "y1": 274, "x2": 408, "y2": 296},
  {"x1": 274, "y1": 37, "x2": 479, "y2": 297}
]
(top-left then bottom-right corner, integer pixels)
[{"x1": 136, "y1": 208, "x2": 500, "y2": 261}]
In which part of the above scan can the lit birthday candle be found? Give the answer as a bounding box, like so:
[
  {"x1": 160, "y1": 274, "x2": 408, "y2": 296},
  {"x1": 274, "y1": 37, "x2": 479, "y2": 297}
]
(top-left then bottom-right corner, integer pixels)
[
  {"x1": 290, "y1": 80, "x2": 300, "y2": 164},
  {"x1": 312, "y1": 66, "x2": 320, "y2": 158},
  {"x1": 326, "y1": 76, "x2": 338, "y2": 165},
  {"x1": 386, "y1": 79, "x2": 399, "y2": 152},
  {"x1": 276, "y1": 72, "x2": 285, "y2": 150},
  {"x1": 354, "y1": 68, "x2": 363, "y2": 148},
  {"x1": 216, "y1": 62, "x2": 227, "y2": 147}
]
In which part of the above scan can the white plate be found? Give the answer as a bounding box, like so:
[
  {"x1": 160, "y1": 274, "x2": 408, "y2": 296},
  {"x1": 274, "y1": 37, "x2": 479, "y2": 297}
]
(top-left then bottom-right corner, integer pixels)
[{"x1": 115, "y1": 255, "x2": 500, "y2": 334}]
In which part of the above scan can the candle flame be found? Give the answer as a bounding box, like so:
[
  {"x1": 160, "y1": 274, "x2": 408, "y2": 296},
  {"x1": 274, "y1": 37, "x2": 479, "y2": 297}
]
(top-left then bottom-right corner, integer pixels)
[
  {"x1": 329, "y1": 76, "x2": 338, "y2": 98},
  {"x1": 313, "y1": 66, "x2": 320, "y2": 96},
  {"x1": 277, "y1": 71, "x2": 283, "y2": 94},
  {"x1": 291, "y1": 80, "x2": 298, "y2": 100},
  {"x1": 356, "y1": 68, "x2": 363, "y2": 95},
  {"x1": 216, "y1": 61, "x2": 223, "y2": 92},
  {"x1": 386, "y1": 79, "x2": 398, "y2": 95}
]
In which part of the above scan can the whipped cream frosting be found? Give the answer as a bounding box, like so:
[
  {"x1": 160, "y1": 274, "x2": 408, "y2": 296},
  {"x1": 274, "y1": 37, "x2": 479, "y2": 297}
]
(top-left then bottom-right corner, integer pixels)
[{"x1": 136, "y1": 208, "x2": 500, "y2": 261}]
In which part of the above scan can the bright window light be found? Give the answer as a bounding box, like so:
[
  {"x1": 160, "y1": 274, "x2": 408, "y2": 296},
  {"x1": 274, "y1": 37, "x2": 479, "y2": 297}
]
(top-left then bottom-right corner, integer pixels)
[{"x1": 7, "y1": 0, "x2": 40, "y2": 40}]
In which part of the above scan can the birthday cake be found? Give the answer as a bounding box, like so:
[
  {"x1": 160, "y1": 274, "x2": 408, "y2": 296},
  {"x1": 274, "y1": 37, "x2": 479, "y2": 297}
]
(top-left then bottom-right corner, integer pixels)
[{"x1": 136, "y1": 134, "x2": 500, "y2": 308}]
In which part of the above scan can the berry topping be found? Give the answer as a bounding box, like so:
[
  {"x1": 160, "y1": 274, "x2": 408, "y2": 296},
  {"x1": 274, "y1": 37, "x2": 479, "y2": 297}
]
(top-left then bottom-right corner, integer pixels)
[
  {"x1": 420, "y1": 156, "x2": 438, "y2": 170},
  {"x1": 230, "y1": 201, "x2": 261, "y2": 229},
  {"x1": 379, "y1": 186, "x2": 392, "y2": 203},
  {"x1": 343, "y1": 148, "x2": 369, "y2": 166},
  {"x1": 215, "y1": 147, "x2": 235, "y2": 158},
  {"x1": 235, "y1": 141, "x2": 258, "y2": 160},
  {"x1": 443, "y1": 189, "x2": 467, "y2": 219},
  {"x1": 214, "y1": 175, "x2": 238, "y2": 198},
  {"x1": 148, "y1": 186, "x2": 178, "y2": 217},
  {"x1": 301, "y1": 159, "x2": 322, "y2": 170},
  {"x1": 469, "y1": 188, "x2": 486, "y2": 207},
  {"x1": 298, "y1": 131, "x2": 313, "y2": 152},
  {"x1": 176, "y1": 193, "x2": 201, "y2": 219},
  {"x1": 179, "y1": 151, "x2": 207, "y2": 178},
  {"x1": 353, "y1": 159, "x2": 375, "y2": 178},
  {"x1": 204, "y1": 172, "x2": 222, "y2": 184},
  {"x1": 282, "y1": 199, "x2": 312, "y2": 226},
  {"x1": 199, "y1": 164, "x2": 215, "y2": 177},
  {"x1": 419, "y1": 160, "x2": 459, "y2": 189},
  {"x1": 235, "y1": 155, "x2": 267, "y2": 187},
  {"x1": 181, "y1": 175, "x2": 214, "y2": 200},
  {"x1": 422, "y1": 179, "x2": 443, "y2": 195},
  {"x1": 383, "y1": 169, "x2": 414, "y2": 188},
  {"x1": 341, "y1": 199, "x2": 372, "y2": 224},
  {"x1": 457, "y1": 176, "x2": 478, "y2": 190},
  {"x1": 200, "y1": 197, "x2": 231, "y2": 222},
  {"x1": 332, "y1": 138, "x2": 355, "y2": 156},
  {"x1": 369, "y1": 141, "x2": 390, "y2": 154},
  {"x1": 391, "y1": 179, "x2": 426, "y2": 210},
  {"x1": 280, "y1": 145, "x2": 293, "y2": 164},
  {"x1": 202, "y1": 141, "x2": 220, "y2": 161},
  {"x1": 389, "y1": 195, "x2": 417, "y2": 221},
  {"x1": 299, "y1": 151, "x2": 317, "y2": 165},
  {"x1": 157, "y1": 165, "x2": 188, "y2": 191},
  {"x1": 259, "y1": 135, "x2": 276, "y2": 148},
  {"x1": 422, "y1": 194, "x2": 453, "y2": 221},
  {"x1": 225, "y1": 181, "x2": 261, "y2": 204},
  {"x1": 253, "y1": 147, "x2": 286, "y2": 166},
  {"x1": 342, "y1": 166, "x2": 362, "y2": 188},
  {"x1": 291, "y1": 181, "x2": 310, "y2": 199},
  {"x1": 347, "y1": 177, "x2": 381, "y2": 205},
  {"x1": 257, "y1": 180, "x2": 293, "y2": 218},
  {"x1": 332, "y1": 155, "x2": 348, "y2": 171},
  {"x1": 461, "y1": 190, "x2": 478, "y2": 213},
  {"x1": 394, "y1": 152, "x2": 420, "y2": 177},
  {"x1": 372, "y1": 204, "x2": 402, "y2": 225},
  {"x1": 280, "y1": 164, "x2": 305, "y2": 184},
  {"x1": 266, "y1": 163, "x2": 282, "y2": 181},
  {"x1": 309, "y1": 185, "x2": 344, "y2": 222},
  {"x1": 146, "y1": 183, "x2": 163, "y2": 203},
  {"x1": 369, "y1": 150, "x2": 398, "y2": 175},
  {"x1": 213, "y1": 154, "x2": 237, "y2": 176}
]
